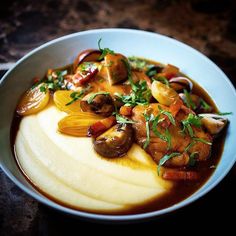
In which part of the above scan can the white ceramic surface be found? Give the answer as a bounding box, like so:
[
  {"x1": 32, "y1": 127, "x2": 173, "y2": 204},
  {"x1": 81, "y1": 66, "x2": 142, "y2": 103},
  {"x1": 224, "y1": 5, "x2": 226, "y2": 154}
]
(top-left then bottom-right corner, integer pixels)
[{"x1": 0, "y1": 29, "x2": 236, "y2": 222}]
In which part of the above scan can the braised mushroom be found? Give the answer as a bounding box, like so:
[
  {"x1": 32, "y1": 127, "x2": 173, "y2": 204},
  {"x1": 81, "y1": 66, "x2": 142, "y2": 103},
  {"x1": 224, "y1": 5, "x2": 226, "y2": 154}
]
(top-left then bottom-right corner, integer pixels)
[
  {"x1": 80, "y1": 92, "x2": 115, "y2": 116},
  {"x1": 170, "y1": 77, "x2": 193, "y2": 92},
  {"x1": 93, "y1": 124, "x2": 134, "y2": 158},
  {"x1": 199, "y1": 113, "x2": 228, "y2": 135},
  {"x1": 104, "y1": 53, "x2": 128, "y2": 85}
]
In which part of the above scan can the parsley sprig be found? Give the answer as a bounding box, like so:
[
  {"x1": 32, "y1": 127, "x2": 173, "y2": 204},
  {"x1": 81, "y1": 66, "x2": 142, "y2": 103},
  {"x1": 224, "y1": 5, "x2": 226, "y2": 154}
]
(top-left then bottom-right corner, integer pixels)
[{"x1": 98, "y1": 38, "x2": 115, "y2": 60}]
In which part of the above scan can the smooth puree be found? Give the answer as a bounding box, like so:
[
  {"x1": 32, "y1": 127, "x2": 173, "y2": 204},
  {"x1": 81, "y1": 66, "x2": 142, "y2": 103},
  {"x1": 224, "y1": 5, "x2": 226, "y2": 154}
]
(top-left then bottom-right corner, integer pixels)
[{"x1": 15, "y1": 105, "x2": 173, "y2": 213}]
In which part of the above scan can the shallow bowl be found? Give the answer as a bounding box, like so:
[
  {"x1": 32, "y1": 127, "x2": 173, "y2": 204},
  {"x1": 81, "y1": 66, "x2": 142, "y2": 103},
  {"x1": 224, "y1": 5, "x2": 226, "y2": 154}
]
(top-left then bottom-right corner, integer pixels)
[{"x1": 0, "y1": 29, "x2": 236, "y2": 222}]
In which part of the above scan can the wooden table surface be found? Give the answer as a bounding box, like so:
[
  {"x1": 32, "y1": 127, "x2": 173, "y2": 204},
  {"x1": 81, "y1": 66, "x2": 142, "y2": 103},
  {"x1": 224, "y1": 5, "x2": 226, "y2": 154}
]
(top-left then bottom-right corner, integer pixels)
[{"x1": 0, "y1": 0, "x2": 236, "y2": 235}]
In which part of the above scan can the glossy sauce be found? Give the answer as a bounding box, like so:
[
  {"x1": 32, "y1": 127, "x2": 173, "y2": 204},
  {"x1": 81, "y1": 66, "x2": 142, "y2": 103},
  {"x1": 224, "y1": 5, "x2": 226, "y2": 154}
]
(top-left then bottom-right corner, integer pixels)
[{"x1": 11, "y1": 60, "x2": 226, "y2": 215}]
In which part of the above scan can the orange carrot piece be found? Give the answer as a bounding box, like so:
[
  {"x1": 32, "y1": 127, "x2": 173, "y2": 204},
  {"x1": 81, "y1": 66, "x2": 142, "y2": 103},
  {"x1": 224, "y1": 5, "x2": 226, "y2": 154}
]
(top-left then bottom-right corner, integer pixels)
[
  {"x1": 163, "y1": 169, "x2": 199, "y2": 181},
  {"x1": 119, "y1": 106, "x2": 133, "y2": 116},
  {"x1": 88, "y1": 116, "x2": 116, "y2": 137}
]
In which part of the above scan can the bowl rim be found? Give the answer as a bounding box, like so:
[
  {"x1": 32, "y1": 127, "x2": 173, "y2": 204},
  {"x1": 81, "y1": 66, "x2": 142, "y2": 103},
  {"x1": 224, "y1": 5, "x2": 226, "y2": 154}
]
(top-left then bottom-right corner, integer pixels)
[{"x1": 1, "y1": 28, "x2": 236, "y2": 222}]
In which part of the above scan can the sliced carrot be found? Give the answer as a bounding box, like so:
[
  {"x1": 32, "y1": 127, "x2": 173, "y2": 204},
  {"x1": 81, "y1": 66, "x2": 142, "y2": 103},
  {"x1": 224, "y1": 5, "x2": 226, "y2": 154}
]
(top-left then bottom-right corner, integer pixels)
[
  {"x1": 163, "y1": 169, "x2": 199, "y2": 181},
  {"x1": 119, "y1": 106, "x2": 133, "y2": 116},
  {"x1": 88, "y1": 116, "x2": 116, "y2": 137}
]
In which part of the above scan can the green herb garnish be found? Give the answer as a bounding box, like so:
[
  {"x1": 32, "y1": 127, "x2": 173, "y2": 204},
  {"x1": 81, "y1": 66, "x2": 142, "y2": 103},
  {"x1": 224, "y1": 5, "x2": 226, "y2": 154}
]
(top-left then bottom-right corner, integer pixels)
[
  {"x1": 184, "y1": 89, "x2": 196, "y2": 110},
  {"x1": 158, "y1": 105, "x2": 176, "y2": 126},
  {"x1": 87, "y1": 92, "x2": 110, "y2": 104},
  {"x1": 165, "y1": 128, "x2": 172, "y2": 150},
  {"x1": 98, "y1": 38, "x2": 115, "y2": 60},
  {"x1": 192, "y1": 137, "x2": 212, "y2": 145},
  {"x1": 157, "y1": 152, "x2": 180, "y2": 175},
  {"x1": 128, "y1": 56, "x2": 147, "y2": 70},
  {"x1": 184, "y1": 141, "x2": 196, "y2": 152},
  {"x1": 154, "y1": 76, "x2": 170, "y2": 86},
  {"x1": 152, "y1": 115, "x2": 166, "y2": 140},
  {"x1": 66, "y1": 85, "x2": 91, "y2": 106},
  {"x1": 189, "y1": 152, "x2": 198, "y2": 166},
  {"x1": 143, "y1": 112, "x2": 154, "y2": 149},
  {"x1": 39, "y1": 84, "x2": 47, "y2": 93},
  {"x1": 217, "y1": 111, "x2": 233, "y2": 116},
  {"x1": 115, "y1": 80, "x2": 151, "y2": 107},
  {"x1": 200, "y1": 98, "x2": 211, "y2": 111},
  {"x1": 114, "y1": 113, "x2": 136, "y2": 124},
  {"x1": 181, "y1": 113, "x2": 202, "y2": 137}
]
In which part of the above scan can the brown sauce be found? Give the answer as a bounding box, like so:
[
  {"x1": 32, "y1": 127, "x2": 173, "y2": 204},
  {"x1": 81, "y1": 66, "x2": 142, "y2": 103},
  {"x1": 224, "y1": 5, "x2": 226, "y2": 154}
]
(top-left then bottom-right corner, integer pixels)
[{"x1": 10, "y1": 60, "x2": 226, "y2": 215}]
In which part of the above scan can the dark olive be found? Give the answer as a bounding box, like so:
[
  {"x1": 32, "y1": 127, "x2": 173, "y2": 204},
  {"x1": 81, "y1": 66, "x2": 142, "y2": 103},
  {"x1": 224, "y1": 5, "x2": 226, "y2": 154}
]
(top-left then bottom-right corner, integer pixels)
[
  {"x1": 80, "y1": 93, "x2": 115, "y2": 117},
  {"x1": 93, "y1": 124, "x2": 134, "y2": 158}
]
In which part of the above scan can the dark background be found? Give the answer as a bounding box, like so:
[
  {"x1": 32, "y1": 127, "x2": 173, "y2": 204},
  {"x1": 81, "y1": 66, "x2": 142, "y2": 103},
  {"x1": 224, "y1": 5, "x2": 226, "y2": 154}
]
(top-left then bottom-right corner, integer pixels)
[{"x1": 0, "y1": 0, "x2": 235, "y2": 235}]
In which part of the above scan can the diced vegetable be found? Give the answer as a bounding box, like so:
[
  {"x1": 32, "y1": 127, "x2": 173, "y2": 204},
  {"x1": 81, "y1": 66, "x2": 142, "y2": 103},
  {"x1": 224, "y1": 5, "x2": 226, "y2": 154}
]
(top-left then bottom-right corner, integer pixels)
[
  {"x1": 119, "y1": 106, "x2": 133, "y2": 116},
  {"x1": 16, "y1": 83, "x2": 50, "y2": 116},
  {"x1": 88, "y1": 116, "x2": 116, "y2": 137}
]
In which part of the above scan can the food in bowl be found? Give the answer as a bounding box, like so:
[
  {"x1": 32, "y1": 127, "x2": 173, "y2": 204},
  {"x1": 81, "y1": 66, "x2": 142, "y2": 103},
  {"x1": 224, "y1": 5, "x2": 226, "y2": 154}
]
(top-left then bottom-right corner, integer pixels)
[{"x1": 12, "y1": 39, "x2": 229, "y2": 214}]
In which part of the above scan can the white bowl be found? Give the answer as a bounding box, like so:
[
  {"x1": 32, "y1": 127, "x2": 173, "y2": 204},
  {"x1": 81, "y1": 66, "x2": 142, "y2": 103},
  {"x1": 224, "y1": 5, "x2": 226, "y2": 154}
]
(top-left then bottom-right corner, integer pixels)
[{"x1": 0, "y1": 29, "x2": 236, "y2": 222}]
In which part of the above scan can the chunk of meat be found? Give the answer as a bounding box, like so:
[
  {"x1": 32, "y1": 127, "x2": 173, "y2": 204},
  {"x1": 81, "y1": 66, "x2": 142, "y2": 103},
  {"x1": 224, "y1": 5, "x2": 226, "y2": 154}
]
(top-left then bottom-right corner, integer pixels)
[{"x1": 132, "y1": 104, "x2": 212, "y2": 167}]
